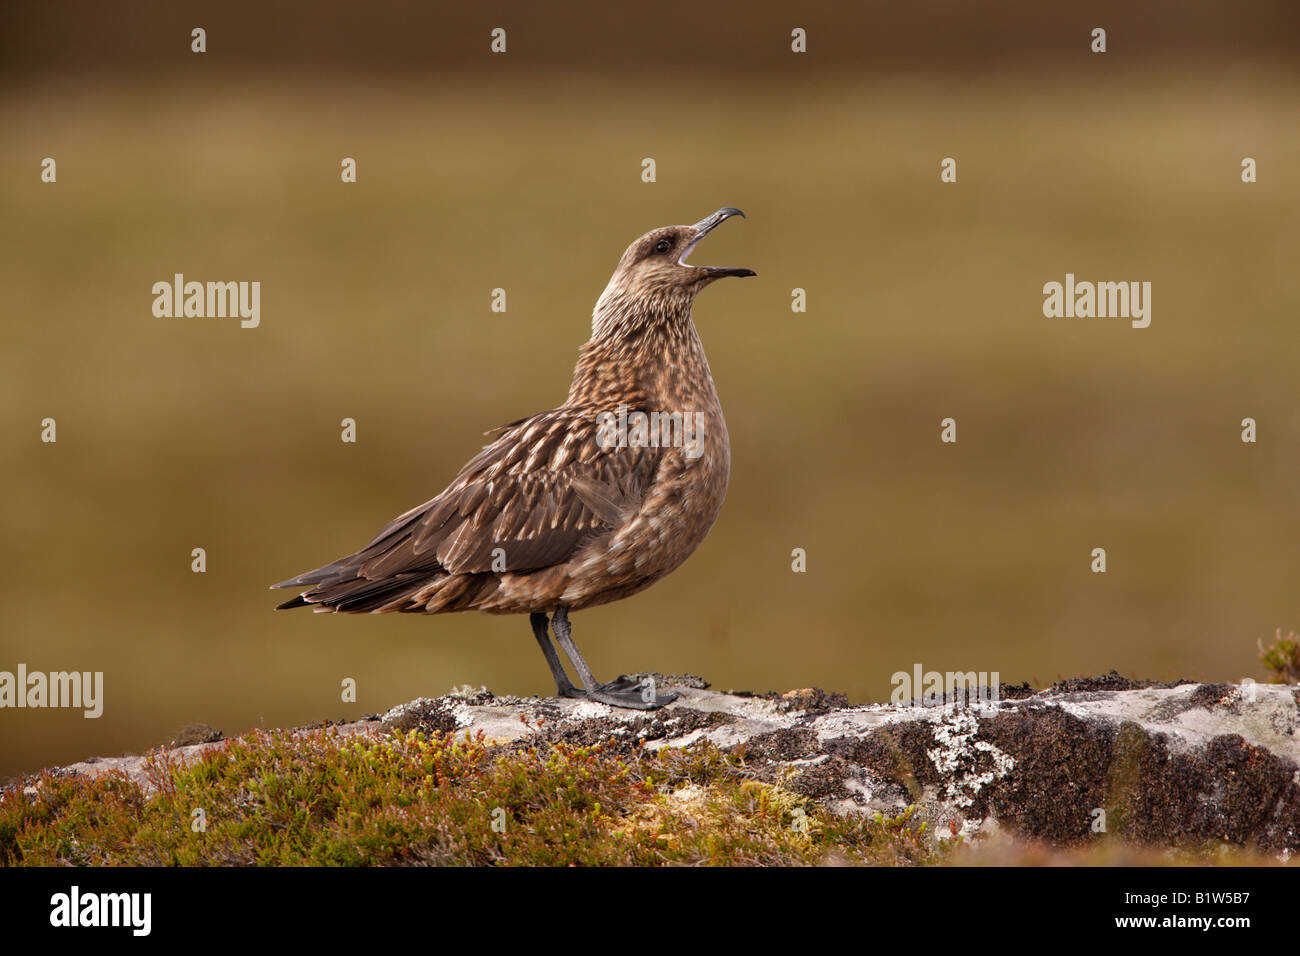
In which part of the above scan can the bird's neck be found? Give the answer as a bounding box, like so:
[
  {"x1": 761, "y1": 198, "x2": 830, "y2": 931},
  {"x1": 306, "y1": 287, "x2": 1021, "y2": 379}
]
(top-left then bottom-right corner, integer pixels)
[{"x1": 568, "y1": 295, "x2": 720, "y2": 412}]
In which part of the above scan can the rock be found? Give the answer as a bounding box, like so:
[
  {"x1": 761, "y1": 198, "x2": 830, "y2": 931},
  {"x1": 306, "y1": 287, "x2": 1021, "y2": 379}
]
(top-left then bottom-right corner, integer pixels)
[
  {"x1": 30, "y1": 676, "x2": 1300, "y2": 851},
  {"x1": 169, "y1": 723, "x2": 224, "y2": 748}
]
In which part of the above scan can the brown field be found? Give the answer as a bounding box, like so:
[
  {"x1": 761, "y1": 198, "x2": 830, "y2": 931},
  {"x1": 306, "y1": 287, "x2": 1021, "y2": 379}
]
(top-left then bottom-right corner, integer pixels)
[{"x1": 1, "y1": 67, "x2": 1297, "y2": 777}]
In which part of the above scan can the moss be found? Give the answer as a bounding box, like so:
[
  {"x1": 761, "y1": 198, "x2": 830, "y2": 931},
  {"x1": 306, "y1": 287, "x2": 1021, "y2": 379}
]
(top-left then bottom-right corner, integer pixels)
[
  {"x1": 0, "y1": 726, "x2": 944, "y2": 866},
  {"x1": 168, "y1": 723, "x2": 224, "y2": 748}
]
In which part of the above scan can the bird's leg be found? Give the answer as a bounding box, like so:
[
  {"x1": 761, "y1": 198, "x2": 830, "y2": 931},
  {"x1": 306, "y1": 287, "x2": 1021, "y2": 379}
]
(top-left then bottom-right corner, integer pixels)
[
  {"x1": 530, "y1": 613, "x2": 583, "y2": 699},
  {"x1": 548, "y1": 607, "x2": 599, "y2": 689},
  {"x1": 549, "y1": 606, "x2": 678, "y2": 710}
]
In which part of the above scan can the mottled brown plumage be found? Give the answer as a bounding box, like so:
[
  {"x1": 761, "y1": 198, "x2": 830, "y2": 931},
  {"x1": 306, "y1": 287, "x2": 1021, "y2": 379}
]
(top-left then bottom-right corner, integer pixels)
[{"x1": 273, "y1": 208, "x2": 754, "y2": 708}]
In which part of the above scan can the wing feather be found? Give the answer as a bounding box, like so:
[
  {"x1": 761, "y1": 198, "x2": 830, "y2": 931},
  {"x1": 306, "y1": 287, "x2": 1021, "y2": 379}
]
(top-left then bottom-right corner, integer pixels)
[{"x1": 272, "y1": 404, "x2": 663, "y2": 611}]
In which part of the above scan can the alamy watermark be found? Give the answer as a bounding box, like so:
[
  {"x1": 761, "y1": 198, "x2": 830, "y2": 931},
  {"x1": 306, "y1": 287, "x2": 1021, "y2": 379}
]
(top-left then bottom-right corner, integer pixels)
[
  {"x1": 0, "y1": 664, "x2": 103, "y2": 718},
  {"x1": 152, "y1": 274, "x2": 260, "y2": 328},
  {"x1": 595, "y1": 403, "x2": 705, "y2": 459},
  {"x1": 1042, "y1": 273, "x2": 1151, "y2": 328},
  {"x1": 50, "y1": 886, "x2": 150, "y2": 936},
  {"x1": 891, "y1": 664, "x2": 1000, "y2": 709}
]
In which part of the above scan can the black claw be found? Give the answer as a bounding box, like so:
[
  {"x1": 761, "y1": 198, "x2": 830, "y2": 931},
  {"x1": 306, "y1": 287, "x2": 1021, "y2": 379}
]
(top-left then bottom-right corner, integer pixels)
[
  {"x1": 600, "y1": 675, "x2": 640, "y2": 692},
  {"x1": 587, "y1": 686, "x2": 678, "y2": 711}
]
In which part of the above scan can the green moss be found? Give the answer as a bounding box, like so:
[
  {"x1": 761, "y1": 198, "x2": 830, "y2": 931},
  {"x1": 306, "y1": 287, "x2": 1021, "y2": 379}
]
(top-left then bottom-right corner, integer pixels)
[
  {"x1": 0, "y1": 728, "x2": 944, "y2": 866},
  {"x1": 1259, "y1": 629, "x2": 1300, "y2": 684}
]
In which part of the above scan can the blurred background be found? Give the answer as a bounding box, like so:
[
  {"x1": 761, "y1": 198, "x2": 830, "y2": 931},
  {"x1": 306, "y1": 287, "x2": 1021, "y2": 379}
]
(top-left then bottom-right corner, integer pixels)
[{"x1": 2, "y1": 1, "x2": 1298, "y2": 779}]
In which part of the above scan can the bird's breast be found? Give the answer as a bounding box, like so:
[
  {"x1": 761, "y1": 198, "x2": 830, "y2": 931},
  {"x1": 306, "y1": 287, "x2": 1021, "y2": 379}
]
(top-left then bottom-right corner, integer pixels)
[{"x1": 620, "y1": 397, "x2": 729, "y2": 561}]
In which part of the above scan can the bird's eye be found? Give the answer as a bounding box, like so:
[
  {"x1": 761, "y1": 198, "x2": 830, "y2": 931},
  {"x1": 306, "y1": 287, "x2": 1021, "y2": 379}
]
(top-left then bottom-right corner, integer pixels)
[{"x1": 654, "y1": 239, "x2": 672, "y2": 255}]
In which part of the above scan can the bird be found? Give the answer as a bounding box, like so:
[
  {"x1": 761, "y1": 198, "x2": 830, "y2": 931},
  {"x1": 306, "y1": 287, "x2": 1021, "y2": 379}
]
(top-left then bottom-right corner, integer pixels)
[{"x1": 271, "y1": 208, "x2": 755, "y2": 709}]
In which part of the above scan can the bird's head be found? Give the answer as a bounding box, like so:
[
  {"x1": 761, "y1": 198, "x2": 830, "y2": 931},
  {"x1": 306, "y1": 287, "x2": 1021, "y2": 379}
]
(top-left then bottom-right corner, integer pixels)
[{"x1": 594, "y1": 208, "x2": 755, "y2": 335}]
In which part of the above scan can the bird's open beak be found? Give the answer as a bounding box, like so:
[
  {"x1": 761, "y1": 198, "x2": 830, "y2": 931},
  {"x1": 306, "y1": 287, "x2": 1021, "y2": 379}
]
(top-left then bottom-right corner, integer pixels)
[{"x1": 680, "y1": 207, "x2": 757, "y2": 278}]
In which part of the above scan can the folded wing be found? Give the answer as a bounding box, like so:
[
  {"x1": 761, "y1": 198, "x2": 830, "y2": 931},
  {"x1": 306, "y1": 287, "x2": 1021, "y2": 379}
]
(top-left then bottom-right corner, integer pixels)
[{"x1": 272, "y1": 405, "x2": 661, "y2": 613}]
